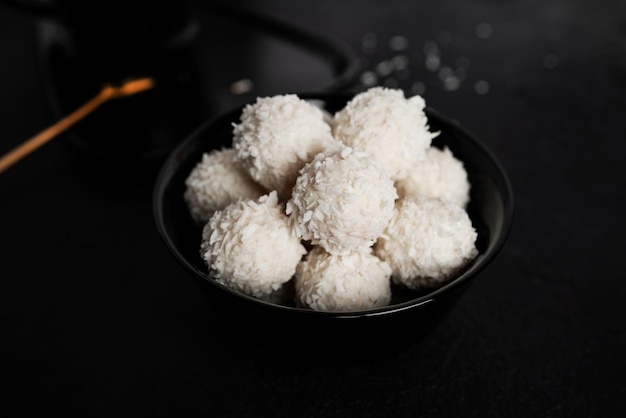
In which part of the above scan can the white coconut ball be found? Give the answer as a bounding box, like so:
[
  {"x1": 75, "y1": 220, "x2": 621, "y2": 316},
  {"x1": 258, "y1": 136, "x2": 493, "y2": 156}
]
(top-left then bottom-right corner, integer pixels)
[
  {"x1": 232, "y1": 94, "x2": 337, "y2": 199},
  {"x1": 286, "y1": 146, "x2": 397, "y2": 255},
  {"x1": 395, "y1": 146, "x2": 471, "y2": 208},
  {"x1": 374, "y1": 196, "x2": 478, "y2": 290},
  {"x1": 201, "y1": 191, "x2": 307, "y2": 298},
  {"x1": 295, "y1": 246, "x2": 392, "y2": 312},
  {"x1": 184, "y1": 148, "x2": 267, "y2": 224},
  {"x1": 333, "y1": 87, "x2": 438, "y2": 180}
]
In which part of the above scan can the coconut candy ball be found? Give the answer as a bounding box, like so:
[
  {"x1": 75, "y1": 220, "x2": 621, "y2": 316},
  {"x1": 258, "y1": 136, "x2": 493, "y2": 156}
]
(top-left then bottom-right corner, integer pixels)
[
  {"x1": 201, "y1": 191, "x2": 307, "y2": 298},
  {"x1": 286, "y1": 146, "x2": 397, "y2": 255},
  {"x1": 395, "y1": 146, "x2": 471, "y2": 208},
  {"x1": 332, "y1": 87, "x2": 438, "y2": 181},
  {"x1": 374, "y1": 196, "x2": 478, "y2": 290},
  {"x1": 184, "y1": 148, "x2": 267, "y2": 225},
  {"x1": 295, "y1": 246, "x2": 392, "y2": 312},
  {"x1": 232, "y1": 94, "x2": 337, "y2": 200}
]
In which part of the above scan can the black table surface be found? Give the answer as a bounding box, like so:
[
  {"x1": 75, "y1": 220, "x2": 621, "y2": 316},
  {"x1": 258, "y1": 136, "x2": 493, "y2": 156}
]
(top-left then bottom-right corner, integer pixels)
[{"x1": 2, "y1": 0, "x2": 625, "y2": 416}]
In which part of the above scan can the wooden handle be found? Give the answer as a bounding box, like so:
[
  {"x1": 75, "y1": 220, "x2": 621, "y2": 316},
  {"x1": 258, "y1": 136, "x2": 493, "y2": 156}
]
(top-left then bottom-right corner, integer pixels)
[{"x1": 0, "y1": 77, "x2": 155, "y2": 174}]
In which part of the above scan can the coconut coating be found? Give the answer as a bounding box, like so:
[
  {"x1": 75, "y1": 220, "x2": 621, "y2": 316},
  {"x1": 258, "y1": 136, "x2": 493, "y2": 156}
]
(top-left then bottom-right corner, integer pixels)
[
  {"x1": 184, "y1": 148, "x2": 267, "y2": 224},
  {"x1": 395, "y1": 146, "x2": 471, "y2": 208},
  {"x1": 333, "y1": 87, "x2": 438, "y2": 180},
  {"x1": 201, "y1": 191, "x2": 307, "y2": 298},
  {"x1": 295, "y1": 246, "x2": 392, "y2": 312},
  {"x1": 232, "y1": 94, "x2": 337, "y2": 199},
  {"x1": 374, "y1": 196, "x2": 478, "y2": 290},
  {"x1": 286, "y1": 146, "x2": 397, "y2": 255}
]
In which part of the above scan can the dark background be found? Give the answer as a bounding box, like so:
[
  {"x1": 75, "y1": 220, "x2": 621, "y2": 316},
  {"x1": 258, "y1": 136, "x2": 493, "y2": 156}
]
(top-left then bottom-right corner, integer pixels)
[{"x1": 2, "y1": 0, "x2": 625, "y2": 416}]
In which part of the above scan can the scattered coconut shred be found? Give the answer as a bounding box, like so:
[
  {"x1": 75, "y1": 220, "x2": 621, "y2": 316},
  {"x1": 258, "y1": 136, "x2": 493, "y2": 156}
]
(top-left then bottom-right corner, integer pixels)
[{"x1": 184, "y1": 87, "x2": 479, "y2": 312}]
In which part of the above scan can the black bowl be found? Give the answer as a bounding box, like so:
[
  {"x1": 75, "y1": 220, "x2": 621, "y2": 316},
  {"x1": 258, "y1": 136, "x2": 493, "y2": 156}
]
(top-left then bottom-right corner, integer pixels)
[{"x1": 153, "y1": 92, "x2": 514, "y2": 358}]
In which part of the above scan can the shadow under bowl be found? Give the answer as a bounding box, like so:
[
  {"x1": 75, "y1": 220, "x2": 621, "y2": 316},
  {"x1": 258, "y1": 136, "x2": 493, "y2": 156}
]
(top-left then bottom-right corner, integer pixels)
[{"x1": 153, "y1": 92, "x2": 514, "y2": 359}]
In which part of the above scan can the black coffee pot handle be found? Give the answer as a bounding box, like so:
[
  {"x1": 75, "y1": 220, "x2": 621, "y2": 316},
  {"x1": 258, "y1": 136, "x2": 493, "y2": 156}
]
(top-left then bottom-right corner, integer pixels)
[{"x1": 2, "y1": 0, "x2": 57, "y2": 17}]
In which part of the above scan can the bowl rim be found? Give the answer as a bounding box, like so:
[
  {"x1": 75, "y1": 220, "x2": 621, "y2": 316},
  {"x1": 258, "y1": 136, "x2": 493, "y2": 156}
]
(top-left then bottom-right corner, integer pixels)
[{"x1": 153, "y1": 91, "x2": 514, "y2": 319}]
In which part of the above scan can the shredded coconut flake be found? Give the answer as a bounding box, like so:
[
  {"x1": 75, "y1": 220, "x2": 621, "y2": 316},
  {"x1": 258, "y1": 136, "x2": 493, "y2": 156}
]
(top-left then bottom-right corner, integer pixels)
[
  {"x1": 396, "y1": 146, "x2": 471, "y2": 208},
  {"x1": 374, "y1": 196, "x2": 478, "y2": 289},
  {"x1": 184, "y1": 148, "x2": 267, "y2": 224},
  {"x1": 201, "y1": 191, "x2": 306, "y2": 297},
  {"x1": 333, "y1": 87, "x2": 438, "y2": 180},
  {"x1": 295, "y1": 247, "x2": 392, "y2": 311},
  {"x1": 232, "y1": 94, "x2": 337, "y2": 199},
  {"x1": 287, "y1": 145, "x2": 397, "y2": 255}
]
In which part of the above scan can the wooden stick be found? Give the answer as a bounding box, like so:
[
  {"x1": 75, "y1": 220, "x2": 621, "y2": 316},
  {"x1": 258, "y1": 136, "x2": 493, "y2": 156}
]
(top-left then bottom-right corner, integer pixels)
[{"x1": 0, "y1": 77, "x2": 155, "y2": 174}]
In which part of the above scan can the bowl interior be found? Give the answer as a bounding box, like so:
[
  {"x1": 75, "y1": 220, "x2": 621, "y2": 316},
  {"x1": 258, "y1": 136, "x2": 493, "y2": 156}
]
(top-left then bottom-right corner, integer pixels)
[{"x1": 153, "y1": 93, "x2": 514, "y2": 318}]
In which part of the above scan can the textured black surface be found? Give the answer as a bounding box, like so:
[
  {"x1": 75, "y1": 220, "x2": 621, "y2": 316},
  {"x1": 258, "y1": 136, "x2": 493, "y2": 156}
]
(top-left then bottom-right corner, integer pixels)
[{"x1": 1, "y1": 0, "x2": 625, "y2": 416}]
